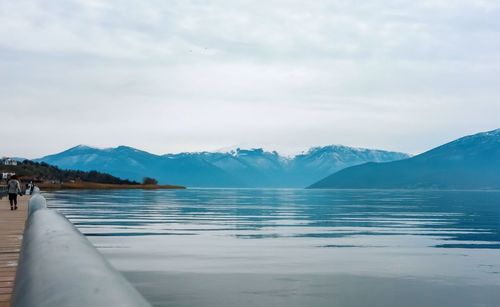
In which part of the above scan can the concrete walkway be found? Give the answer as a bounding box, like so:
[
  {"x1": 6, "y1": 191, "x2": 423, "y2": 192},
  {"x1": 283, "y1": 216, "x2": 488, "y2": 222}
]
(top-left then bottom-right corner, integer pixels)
[{"x1": 0, "y1": 195, "x2": 28, "y2": 307}]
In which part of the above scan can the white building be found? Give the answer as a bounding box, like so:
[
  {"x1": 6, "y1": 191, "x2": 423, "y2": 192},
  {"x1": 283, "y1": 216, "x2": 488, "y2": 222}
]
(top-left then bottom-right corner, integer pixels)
[
  {"x1": 1, "y1": 172, "x2": 15, "y2": 180},
  {"x1": 1, "y1": 157, "x2": 17, "y2": 166}
]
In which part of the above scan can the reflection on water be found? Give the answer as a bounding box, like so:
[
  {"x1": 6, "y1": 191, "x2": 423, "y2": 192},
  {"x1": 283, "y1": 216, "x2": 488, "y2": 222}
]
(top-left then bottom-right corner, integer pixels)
[{"x1": 45, "y1": 189, "x2": 500, "y2": 307}]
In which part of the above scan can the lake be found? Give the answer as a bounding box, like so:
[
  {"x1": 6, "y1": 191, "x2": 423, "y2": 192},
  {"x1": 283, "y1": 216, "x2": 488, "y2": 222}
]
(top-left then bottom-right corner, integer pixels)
[{"x1": 45, "y1": 189, "x2": 500, "y2": 307}]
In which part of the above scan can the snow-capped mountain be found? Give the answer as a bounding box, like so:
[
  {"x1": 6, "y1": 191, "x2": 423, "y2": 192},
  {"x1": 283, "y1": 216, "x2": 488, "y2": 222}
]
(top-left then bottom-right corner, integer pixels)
[
  {"x1": 38, "y1": 145, "x2": 241, "y2": 187},
  {"x1": 286, "y1": 145, "x2": 410, "y2": 187},
  {"x1": 37, "y1": 144, "x2": 410, "y2": 188},
  {"x1": 310, "y1": 128, "x2": 500, "y2": 189}
]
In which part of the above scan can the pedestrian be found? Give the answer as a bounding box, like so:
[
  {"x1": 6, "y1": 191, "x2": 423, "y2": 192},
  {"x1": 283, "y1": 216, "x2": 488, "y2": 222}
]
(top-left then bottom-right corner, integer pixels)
[
  {"x1": 29, "y1": 181, "x2": 35, "y2": 195},
  {"x1": 7, "y1": 175, "x2": 21, "y2": 210}
]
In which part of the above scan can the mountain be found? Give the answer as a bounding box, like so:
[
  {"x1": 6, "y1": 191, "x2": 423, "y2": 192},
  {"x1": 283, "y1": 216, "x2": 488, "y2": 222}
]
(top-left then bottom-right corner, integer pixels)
[
  {"x1": 309, "y1": 128, "x2": 500, "y2": 189},
  {"x1": 37, "y1": 145, "x2": 410, "y2": 188},
  {"x1": 179, "y1": 149, "x2": 289, "y2": 187},
  {"x1": 286, "y1": 146, "x2": 409, "y2": 187},
  {"x1": 38, "y1": 145, "x2": 240, "y2": 187}
]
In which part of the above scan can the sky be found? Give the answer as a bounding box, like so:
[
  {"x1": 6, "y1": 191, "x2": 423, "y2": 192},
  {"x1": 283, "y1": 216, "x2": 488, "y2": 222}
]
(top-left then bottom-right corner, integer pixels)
[{"x1": 1, "y1": 0, "x2": 499, "y2": 158}]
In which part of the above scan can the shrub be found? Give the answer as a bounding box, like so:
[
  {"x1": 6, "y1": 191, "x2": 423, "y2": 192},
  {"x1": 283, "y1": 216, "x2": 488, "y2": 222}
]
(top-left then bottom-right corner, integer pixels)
[{"x1": 142, "y1": 177, "x2": 158, "y2": 185}]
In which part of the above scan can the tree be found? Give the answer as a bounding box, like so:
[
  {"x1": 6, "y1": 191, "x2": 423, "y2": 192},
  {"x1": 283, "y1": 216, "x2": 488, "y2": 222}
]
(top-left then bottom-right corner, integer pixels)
[{"x1": 142, "y1": 177, "x2": 158, "y2": 185}]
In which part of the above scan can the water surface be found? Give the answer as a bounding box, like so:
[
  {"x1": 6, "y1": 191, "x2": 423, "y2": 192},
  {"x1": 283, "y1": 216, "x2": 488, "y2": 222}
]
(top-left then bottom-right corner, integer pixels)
[{"x1": 45, "y1": 189, "x2": 500, "y2": 307}]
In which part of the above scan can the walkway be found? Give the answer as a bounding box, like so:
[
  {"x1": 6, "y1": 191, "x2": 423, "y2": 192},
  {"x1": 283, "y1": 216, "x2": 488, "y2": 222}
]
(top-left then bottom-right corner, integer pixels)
[{"x1": 0, "y1": 196, "x2": 28, "y2": 307}]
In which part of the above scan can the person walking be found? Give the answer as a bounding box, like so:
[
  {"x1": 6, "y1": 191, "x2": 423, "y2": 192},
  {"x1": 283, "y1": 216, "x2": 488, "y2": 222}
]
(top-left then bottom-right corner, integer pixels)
[
  {"x1": 7, "y1": 175, "x2": 21, "y2": 210},
  {"x1": 29, "y1": 180, "x2": 35, "y2": 195}
]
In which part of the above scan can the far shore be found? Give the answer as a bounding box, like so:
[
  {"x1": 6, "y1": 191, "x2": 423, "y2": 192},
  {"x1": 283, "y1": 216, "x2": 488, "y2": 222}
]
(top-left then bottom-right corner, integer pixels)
[{"x1": 37, "y1": 182, "x2": 186, "y2": 190}]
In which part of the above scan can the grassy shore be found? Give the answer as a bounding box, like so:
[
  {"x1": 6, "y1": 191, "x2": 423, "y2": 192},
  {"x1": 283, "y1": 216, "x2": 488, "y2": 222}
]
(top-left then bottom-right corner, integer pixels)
[{"x1": 38, "y1": 182, "x2": 186, "y2": 190}]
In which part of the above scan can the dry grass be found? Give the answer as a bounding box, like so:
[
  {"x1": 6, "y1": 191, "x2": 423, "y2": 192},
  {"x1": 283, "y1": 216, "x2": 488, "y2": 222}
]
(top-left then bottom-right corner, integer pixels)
[{"x1": 38, "y1": 182, "x2": 185, "y2": 190}]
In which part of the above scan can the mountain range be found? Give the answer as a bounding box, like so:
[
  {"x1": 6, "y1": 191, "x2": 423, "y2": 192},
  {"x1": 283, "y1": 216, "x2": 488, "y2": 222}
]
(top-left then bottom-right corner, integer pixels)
[
  {"x1": 36, "y1": 145, "x2": 410, "y2": 188},
  {"x1": 309, "y1": 128, "x2": 500, "y2": 189}
]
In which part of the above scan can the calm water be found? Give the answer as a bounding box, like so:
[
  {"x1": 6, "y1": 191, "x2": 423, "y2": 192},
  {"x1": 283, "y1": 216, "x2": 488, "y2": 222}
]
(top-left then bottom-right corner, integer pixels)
[{"x1": 45, "y1": 189, "x2": 500, "y2": 307}]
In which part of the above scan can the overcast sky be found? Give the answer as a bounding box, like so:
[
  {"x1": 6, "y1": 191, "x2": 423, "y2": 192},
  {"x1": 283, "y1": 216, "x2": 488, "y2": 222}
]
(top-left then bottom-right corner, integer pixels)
[{"x1": 1, "y1": 0, "x2": 499, "y2": 158}]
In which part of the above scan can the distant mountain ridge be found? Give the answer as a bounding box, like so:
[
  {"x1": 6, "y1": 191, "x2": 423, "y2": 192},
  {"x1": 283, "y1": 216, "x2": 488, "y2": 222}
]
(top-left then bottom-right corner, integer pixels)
[
  {"x1": 37, "y1": 145, "x2": 409, "y2": 188},
  {"x1": 309, "y1": 128, "x2": 500, "y2": 189}
]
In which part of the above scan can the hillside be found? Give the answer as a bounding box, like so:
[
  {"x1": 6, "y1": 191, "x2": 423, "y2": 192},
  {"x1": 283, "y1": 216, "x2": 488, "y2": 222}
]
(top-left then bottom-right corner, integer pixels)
[
  {"x1": 37, "y1": 145, "x2": 410, "y2": 188},
  {"x1": 309, "y1": 128, "x2": 500, "y2": 189},
  {"x1": 1, "y1": 160, "x2": 139, "y2": 185}
]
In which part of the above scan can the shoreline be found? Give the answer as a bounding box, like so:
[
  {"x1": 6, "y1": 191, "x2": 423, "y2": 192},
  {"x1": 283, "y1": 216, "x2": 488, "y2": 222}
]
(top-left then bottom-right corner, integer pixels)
[{"x1": 37, "y1": 182, "x2": 186, "y2": 190}]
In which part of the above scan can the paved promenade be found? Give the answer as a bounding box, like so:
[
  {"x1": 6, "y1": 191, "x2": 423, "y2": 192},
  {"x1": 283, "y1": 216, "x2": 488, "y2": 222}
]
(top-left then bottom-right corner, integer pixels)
[{"x1": 0, "y1": 195, "x2": 27, "y2": 307}]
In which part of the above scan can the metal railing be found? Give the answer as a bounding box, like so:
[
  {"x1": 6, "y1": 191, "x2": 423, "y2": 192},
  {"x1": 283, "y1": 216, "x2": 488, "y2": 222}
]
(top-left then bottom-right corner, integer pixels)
[{"x1": 11, "y1": 189, "x2": 152, "y2": 307}]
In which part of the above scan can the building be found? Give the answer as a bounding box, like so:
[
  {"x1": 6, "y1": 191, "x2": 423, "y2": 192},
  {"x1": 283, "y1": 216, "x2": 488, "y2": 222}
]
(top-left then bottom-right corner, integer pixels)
[
  {"x1": 1, "y1": 172, "x2": 16, "y2": 180},
  {"x1": 1, "y1": 157, "x2": 18, "y2": 166}
]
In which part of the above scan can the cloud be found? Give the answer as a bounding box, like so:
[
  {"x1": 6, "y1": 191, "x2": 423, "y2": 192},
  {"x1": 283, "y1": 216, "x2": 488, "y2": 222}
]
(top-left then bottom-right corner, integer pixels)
[{"x1": 1, "y1": 0, "x2": 499, "y2": 157}]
